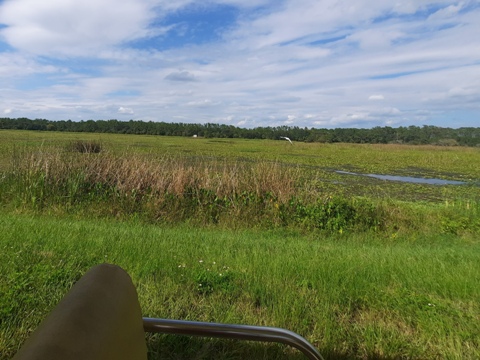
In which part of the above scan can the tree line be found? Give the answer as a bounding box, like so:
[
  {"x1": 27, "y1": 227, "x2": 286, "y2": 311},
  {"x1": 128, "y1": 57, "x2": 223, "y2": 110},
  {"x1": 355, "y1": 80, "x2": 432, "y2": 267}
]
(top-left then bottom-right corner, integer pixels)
[{"x1": 1, "y1": 117, "x2": 479, "y2": 146}]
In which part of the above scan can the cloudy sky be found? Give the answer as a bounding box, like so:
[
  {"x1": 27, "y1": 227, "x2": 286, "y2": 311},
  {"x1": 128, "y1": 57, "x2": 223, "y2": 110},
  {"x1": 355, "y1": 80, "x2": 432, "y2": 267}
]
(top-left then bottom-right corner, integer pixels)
[{"x1": 0, "y1": 0, "x2": 479, "y2": 128}]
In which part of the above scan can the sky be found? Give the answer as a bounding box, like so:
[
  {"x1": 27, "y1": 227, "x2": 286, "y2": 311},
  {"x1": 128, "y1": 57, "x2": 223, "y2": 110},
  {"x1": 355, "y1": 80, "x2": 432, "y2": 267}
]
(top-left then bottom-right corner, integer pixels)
[{"x1": 0, "y1": 0, "x2": 479, "y2": 129}]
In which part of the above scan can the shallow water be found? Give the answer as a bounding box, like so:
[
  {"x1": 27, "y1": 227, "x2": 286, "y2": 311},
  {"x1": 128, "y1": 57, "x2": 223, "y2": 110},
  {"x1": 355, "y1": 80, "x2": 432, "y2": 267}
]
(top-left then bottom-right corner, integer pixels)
[{"x1": 336, "y1": 170, "x2": 467, "y2": 185}]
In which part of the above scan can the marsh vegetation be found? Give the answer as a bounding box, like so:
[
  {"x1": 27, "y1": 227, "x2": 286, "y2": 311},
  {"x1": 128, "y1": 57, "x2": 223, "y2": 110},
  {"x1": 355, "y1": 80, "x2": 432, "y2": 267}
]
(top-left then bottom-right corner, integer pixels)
[{"x1": 0, "y1": 130, "x2": 479, "y2": 359}]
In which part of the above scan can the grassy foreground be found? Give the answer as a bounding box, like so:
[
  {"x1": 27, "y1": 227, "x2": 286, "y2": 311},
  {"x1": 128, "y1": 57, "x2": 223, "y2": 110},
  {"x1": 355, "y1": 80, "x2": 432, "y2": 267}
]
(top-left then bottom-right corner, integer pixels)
[{"x1": 1, "y1": 213, "x2": 479, "y2": 359}]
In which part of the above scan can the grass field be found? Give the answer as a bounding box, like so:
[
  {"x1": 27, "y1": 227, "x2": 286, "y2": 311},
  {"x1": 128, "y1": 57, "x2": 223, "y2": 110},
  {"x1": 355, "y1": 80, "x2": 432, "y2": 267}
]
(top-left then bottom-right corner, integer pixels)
[
  {"x1": 1, "y1": 129, "x2": 480, "y2": 359},
  {"x1": 1, "y1": 213, "x2": 479, "y2": 359}
]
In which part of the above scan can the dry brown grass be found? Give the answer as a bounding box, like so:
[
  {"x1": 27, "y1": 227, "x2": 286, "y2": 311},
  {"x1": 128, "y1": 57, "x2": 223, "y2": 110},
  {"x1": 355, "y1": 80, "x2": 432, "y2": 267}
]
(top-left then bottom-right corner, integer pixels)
[{"x1": 20, "y1": 150, "x2": 300, "y2": 202}]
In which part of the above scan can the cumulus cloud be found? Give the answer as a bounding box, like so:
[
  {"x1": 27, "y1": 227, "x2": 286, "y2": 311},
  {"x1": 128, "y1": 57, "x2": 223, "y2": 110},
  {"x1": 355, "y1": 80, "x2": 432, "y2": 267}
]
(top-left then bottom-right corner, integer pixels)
[
  {"x1": 118, "y1": 106, "x2": 134, "y2": 114},
  {"x1": 0, "y1": 0, "x2": 274, "y2": 56},
  {"x1": 369, "y1": 95, "x2": 385, "y2": 100},
  {"x1": 0, "y1": 0, "x2": 153, "y2": 55}
]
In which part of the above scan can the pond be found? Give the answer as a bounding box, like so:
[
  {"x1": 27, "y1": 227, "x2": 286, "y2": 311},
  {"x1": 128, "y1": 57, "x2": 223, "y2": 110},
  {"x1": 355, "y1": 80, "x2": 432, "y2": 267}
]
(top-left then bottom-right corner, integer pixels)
[{"x1": 335, "y1": 170, "x2": 467, "y2": 185}]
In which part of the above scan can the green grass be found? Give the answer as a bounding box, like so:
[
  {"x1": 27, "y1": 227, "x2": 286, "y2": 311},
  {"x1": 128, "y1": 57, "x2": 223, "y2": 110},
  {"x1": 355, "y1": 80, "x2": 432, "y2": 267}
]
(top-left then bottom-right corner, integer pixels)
[{"x1": 1, "y1": 213, "x2": 479, "y2": 359}]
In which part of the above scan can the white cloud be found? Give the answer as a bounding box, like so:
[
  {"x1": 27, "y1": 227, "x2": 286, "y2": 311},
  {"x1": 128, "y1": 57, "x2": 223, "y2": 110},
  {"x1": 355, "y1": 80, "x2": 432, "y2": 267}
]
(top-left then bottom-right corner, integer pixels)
[
  {"x1": 369, "y1": 95, "x2": 385, "y2": 101},
  {"x1": 428, "y1": 2, "x2": 465, "y2": 21},
  {"x1": 4, "y1": 108, "x2": 12, "y2": 114},
  {"x1": 447, "y1": 86, "x2": 477, "y2": 97},
  {"x1": 118, "y1": 106, "x2": 134, "y2": 115},
  {"x1": 0, "y1": 0, "x2": 153, "y2": 56},
  {"x1": 373, "y1": 107, "x2": 401, "y2": 116},
  {"x1": 0, "y1": 52, "x2": 57, "y2": 77},
  {"x1": 286, "y1": 115, "x2": 296, "y2": 122},
  {"x1": 227, "y1": 0, "x2": 454, "y2": 48},
  {"x1": 210, "y1": 0, "x2": 272, "y2": 7},
  {"x1": 0, "y1": 0, "x2": 274, "y2": 56},
  {"x1": 187, "y1": 99, "x2": 219, "y2": 107},
  {"x1": 347, "y1": 29, "x2": 404, "y2": 50}
]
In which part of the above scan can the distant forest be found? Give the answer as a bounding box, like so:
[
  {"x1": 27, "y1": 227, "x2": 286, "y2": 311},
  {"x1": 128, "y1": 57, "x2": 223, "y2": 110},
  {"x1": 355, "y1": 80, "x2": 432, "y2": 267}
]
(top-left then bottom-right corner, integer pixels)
[{"x1": 1, "y1": 117, "x2": 480, "y2": 146}]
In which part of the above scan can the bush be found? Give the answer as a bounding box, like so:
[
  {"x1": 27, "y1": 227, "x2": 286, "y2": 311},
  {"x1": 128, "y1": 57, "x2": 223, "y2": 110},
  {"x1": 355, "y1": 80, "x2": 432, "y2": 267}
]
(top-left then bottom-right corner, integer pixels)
[
  {"x1": 278, "y1": 196, "x2": 384, "y2": 232},
  {"x1": 67, "y1": 140, "x2": 102, "y2": 153}
]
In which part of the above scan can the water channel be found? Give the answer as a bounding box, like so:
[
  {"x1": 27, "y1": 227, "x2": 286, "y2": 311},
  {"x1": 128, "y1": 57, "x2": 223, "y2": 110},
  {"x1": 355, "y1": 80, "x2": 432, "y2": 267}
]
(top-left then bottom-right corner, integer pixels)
[{"x1": 335, "y1": 170, "x2": 467, "y2": 185}]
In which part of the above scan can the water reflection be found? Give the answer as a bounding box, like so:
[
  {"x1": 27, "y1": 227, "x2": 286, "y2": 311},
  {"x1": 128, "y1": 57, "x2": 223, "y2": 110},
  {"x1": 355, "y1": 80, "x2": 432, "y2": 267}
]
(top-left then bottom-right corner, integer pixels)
[{"x1": 336, "y1": 170, "x2": 466, "y2": 185}]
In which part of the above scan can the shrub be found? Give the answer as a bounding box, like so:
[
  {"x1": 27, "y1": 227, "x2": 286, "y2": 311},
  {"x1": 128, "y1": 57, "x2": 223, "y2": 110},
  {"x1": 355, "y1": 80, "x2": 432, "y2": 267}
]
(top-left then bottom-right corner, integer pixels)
[
  {"x1": 278, "y1": 196, "x2": 384, "y2": 232},
  {"x1": 67, "y1": 140, "x2": 102, "y2": 154}
]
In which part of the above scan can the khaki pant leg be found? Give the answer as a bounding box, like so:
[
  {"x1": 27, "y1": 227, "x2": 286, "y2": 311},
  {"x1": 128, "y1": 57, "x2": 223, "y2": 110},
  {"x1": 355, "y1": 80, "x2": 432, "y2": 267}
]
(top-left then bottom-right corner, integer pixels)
[{"x1": 13, "y1": 264, "x2": 147, "y2": 360}]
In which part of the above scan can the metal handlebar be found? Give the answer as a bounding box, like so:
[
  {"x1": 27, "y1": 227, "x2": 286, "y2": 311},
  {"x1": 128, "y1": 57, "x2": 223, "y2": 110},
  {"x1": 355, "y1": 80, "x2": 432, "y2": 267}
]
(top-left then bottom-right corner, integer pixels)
[{"x1": 143, "y1": 318, "x2": 324, "y2": 360}]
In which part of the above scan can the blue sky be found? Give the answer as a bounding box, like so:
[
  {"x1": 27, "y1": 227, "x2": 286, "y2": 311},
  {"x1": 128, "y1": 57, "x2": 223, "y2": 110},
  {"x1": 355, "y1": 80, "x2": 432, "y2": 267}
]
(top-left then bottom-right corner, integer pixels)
[{"x1": 0, "y1": 0, "x2": 479, "y2": 128}]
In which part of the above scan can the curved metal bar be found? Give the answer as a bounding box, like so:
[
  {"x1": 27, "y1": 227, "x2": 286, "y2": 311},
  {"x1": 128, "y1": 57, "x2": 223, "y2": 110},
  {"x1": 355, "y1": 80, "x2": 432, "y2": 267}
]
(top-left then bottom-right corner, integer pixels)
[{"x1": 143, "y1": 318, "x2": 324, "y2": 360}]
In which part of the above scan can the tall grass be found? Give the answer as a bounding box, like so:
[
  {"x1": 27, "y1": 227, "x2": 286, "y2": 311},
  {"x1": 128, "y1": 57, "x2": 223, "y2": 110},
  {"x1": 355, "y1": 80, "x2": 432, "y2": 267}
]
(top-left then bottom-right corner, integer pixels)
[
  {"x1": 10, "y1": 149, "x2": 297, "y2": 199},
  {"x1": 1, "y1": 148, "x2": 478, "y2": 235},
  {"x1": 0, "y1": 149, "x2": 379, "y2": 231}
]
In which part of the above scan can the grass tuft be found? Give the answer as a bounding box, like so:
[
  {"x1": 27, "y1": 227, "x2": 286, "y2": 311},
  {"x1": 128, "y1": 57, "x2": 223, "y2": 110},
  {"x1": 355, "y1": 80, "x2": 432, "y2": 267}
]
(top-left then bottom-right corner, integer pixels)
[{"x1": 67, "y1": 140, "x2": 102, "y2": 154}]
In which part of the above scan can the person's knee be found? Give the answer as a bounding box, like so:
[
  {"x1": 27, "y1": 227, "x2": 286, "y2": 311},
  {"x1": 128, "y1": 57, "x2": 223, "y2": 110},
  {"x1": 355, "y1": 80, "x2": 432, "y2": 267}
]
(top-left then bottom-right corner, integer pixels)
[{"x1": 13, "y1": 264, "x2": 147, "y2": 360}]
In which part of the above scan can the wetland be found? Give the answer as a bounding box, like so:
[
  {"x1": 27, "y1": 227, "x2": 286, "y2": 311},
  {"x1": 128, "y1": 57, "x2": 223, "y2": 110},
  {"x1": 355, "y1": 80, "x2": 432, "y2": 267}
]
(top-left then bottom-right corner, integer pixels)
[{"x1": 1, "y1": 129, "x2": 479, "y2": 360}]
